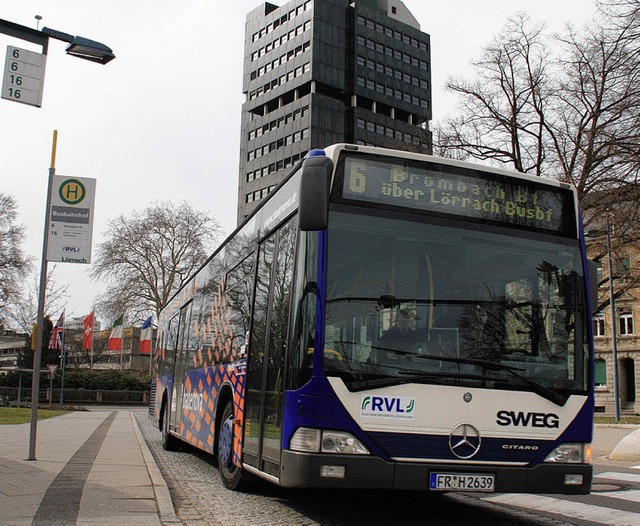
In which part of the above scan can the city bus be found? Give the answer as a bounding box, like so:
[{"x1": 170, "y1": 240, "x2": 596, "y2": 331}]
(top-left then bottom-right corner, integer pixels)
[{"x1": 152, "y1": 143, "x2": 595, "y2": 494}]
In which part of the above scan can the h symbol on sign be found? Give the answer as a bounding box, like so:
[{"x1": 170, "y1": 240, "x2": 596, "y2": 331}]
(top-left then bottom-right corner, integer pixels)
[{"x1": 64, "y1": 184, "x2": 81, "y2": 200}]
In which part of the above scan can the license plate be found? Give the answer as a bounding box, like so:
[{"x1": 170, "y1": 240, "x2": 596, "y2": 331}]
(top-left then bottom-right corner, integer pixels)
[{"x1": 429, "y1": 472, "x2": 495, "y2": 492}]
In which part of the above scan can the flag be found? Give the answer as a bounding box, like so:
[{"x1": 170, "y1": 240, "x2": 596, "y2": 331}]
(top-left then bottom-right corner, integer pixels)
[
  {"x1": 139, "y1": 316, "x2": 153, "y2": 354},
  {"x1": 108, "y1": 314, "x2": 124, "y2": 351},
  {"x1": 48, "y1": 312, "x2": 64, "y2": 350},
  {"x1": 82, "y1": 311, "x2": 95, "y2": 350}
]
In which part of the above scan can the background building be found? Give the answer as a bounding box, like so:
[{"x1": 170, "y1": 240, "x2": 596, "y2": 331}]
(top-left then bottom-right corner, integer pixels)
[
  {"x1": 65, "y1": 326, "x2": 154, "y2": 373},
  {"x1": 584, "y1": 187, "x2": 640, "y2": 416},
  {"x1": 238, "y1": 0, "x2": 432, "y2": 222},
  {"x1": 65, "y1": 316, "x2": 101, "y2": 332},
  {"x1": 590, "y1": 243, "x2": 639, "y2": 416},
  {"x1": 0, "y1": 331, "x2": 27, "y2": 371}
]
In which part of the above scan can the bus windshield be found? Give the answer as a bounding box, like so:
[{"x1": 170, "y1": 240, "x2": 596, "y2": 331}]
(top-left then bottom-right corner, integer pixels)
[{"x1": 323, "y1": 210, "x2": 589, "y2": 403}]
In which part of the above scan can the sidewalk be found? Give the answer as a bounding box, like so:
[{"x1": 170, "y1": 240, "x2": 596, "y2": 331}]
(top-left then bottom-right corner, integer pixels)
[{"x1": 0, "y1": 409, "x2": 179, "y2": 526}]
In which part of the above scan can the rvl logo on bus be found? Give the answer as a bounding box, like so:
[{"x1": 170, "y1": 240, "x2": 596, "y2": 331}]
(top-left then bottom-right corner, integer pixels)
[{"x1": 361, "y1": 395, "x2": 415, "y2": 419}]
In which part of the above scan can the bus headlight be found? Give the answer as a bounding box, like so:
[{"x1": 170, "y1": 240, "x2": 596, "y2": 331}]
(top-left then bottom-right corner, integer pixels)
[
  {"x1": 290, "y1": 428, "x2": 369, "y2": 455},
  {"x1": 321, "y1": 431, "x2": 369, "y2": 454},
  {"x1": 544, "y1": 443, "x2": 590, "y2": 464}
]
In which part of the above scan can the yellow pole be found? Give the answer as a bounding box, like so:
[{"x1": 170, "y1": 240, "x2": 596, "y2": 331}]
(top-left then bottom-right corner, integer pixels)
[{"x1": 50, "y1": 129, "x2": 58, "y2": 169}]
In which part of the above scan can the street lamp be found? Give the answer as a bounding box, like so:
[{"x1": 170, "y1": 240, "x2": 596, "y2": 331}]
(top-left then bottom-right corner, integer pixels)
[
  {"x1": 42, "y1": 27, "x2": 115, "y2": 65},
  {"x1": 0, "y1": 18, "x2": 115, "y2": 64},
  {"x1": 604, "y1": 215, "x2": 621, "y2": 422}
]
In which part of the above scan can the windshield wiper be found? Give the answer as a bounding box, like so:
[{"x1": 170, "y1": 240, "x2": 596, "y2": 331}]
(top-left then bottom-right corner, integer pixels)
[
  {"x1": 409, "y1": 353, "x2": 568, "y2": 406},
  {"x1": 349, "y1": 368, "x2": 503, "y2": 392},
  {"x1": 349, "y1": 372, "x2": 449, "y2": 392},
  {"x1": 480, "y1": 360, "x2": 568, "y2": 406}
]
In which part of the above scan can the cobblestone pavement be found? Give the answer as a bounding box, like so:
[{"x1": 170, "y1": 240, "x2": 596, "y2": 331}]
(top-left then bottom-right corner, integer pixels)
[
  {"x1": 135, "y1": 413, "x2": 569, "y2": 526},
  {"x1": 136, "y1": 413, "x2": 319, "y2": 526}
]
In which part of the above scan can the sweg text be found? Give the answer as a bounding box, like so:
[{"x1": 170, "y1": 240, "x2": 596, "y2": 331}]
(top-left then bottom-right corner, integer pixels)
[{"x1": 496, "y1": 410, "x2": 559, "y2": 428}]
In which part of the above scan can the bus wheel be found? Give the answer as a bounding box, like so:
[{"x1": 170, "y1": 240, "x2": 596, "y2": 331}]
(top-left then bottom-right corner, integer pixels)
[
  {"x1": 161, "y1": 402, "x2": 179, "y2": 451},
  {"x1": 218, "y1": 400, "x2": 248, "y2": 491}
]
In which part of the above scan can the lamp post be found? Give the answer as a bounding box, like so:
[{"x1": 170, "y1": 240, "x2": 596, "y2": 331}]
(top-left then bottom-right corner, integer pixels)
[
  {"x1": 1, "y1": 17, "x2": 114, "y2": 460},
  {"x1": 605, "y1": 215, "x2": 621, "y2": 422}
]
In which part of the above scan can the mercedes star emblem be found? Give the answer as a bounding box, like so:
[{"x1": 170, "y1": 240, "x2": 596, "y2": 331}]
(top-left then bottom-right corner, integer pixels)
[{"x1": 449, "y1": 423, "x2": 482, "y2": 459}]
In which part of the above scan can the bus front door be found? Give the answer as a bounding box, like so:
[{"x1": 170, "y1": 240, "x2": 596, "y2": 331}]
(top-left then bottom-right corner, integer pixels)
[{"x1": 243, "y1": 219, "x2": 297, "y2": 479}]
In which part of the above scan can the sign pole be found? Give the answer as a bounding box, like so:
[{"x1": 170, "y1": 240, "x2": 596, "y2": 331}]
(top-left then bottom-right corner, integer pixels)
[
  {"x1": 46, "y1": 365, "x2": 57, "y2": 406},
  {"x1": 28, "y1": 129, "x2": 57, "y2": 461}
]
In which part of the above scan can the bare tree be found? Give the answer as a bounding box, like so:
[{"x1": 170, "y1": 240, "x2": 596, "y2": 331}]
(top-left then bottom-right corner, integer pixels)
[
  {"x1": 90, "y1": 200, "x2": 221, "y2": 323},
  {"x1": 7, "y1": 266, "x2": 69, "y2": 334},
  {"x1": 545, "y1": 4, "x2": 640, "y2": 232},
  {"x1": 0, "y1": 194, "x2": 33, "y2": 328},
  {"x1": 598, "y1": 0, "x2": 640, "y2": 38},
  {"x1": 438, "y1": 14, "x2": 550, "y2": 175}
]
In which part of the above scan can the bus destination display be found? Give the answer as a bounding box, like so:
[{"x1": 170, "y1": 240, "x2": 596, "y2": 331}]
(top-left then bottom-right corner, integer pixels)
[{"x1": 342, "y1": 156, "x2": 573, "y2": 234}]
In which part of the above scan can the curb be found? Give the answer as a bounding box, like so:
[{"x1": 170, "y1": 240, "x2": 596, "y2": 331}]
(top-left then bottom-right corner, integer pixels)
[
  {"x1": 131, "y1": 412, "x2": 182, "y2": 525},
  {"x1": 594, "y1": 423, "x2": 640, "y2": 429}
]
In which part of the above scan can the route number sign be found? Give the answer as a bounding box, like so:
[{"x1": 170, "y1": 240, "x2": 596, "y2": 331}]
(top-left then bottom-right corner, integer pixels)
[{"x1": 2, "y1": 46, "x2": 46, "y2": 107}]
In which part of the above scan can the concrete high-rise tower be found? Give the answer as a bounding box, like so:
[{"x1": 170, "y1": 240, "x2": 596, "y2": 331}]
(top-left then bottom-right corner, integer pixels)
[{"x1": 238, "y1": 0, "x2": 431, "y2": 223}]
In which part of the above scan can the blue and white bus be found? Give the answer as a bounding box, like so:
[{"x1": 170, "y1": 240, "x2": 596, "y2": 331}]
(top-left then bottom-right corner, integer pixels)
[{"x1": 153, "y1": 143, "x2": 595, "y2": 494}]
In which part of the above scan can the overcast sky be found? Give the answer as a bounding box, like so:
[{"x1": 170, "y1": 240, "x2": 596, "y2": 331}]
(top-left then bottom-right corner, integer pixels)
[{"x1": 0, "y1": 0, "x2": 596, "y2": 325}]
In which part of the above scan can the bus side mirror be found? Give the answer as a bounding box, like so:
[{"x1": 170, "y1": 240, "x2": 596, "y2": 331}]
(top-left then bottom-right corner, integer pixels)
[
  {"x1": 299, "y1": 155, "x2": 333, "y2": 231},
  {"x1": 587, "y1": 259, "x2": 598, "y2": 313}
]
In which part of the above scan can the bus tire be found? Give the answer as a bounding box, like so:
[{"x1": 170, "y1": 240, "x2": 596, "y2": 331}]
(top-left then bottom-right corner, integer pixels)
[
  {"x1": 161, "y1": 401, "x2": 179, "y2": 451},
  {"x1": 217, "y1": 400, "x2": 248, "y2": 491}
]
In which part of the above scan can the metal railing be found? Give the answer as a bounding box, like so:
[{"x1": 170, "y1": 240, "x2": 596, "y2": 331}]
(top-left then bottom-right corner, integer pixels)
[{"x1": 0, "y1": 386, "x2": 149, "y2": 407}]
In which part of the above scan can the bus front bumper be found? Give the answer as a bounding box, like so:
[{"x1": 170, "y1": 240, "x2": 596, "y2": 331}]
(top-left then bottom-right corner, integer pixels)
[{"x1": 279, "y1": 450, "x2": 592, "y2": 494}]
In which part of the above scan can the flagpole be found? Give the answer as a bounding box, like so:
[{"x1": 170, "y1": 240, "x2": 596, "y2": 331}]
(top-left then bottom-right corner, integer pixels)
[
  {"x1": 120, "y1": 315, "x2": 124, "y2": 371},
  {"x1": 149, "y1": 324, "x2": 154, "y2": 378},
  {"x1": 140, "y1": 317, "x2": 153, "y2": 377},
  {"x1": 91, "y1": 314, "x2": 95, "y2": 369},
  {"x1": 88, "y1": 311, "x2": 95, "y2": 370},
  {"x1": 59, "y1": 310, "x2": 66, "y2": 410}
]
